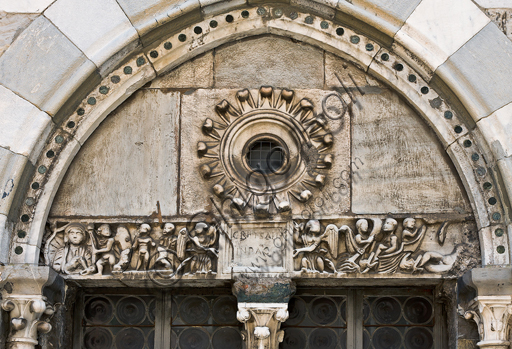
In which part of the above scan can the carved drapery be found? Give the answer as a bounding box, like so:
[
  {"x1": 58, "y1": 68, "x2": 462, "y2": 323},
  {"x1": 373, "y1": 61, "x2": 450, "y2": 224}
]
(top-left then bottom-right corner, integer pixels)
[
  {"x1": 43, "y1": 221, "x2": 219, "y2": 278},
  {"x1": 292, "y1": 218, "x2": 478, "y2": 276}
]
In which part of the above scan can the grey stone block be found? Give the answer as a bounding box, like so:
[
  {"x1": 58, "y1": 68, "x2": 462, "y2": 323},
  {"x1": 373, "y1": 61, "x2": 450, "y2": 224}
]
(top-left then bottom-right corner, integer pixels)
[
  {"x1": 0, "y1": 12, "x2": 38, "y2": 59},
  {"x1": 50, "y1": 89, "x2": 180, "y2": 217},
  {"x1": 0, "y1": 147, "x2": 29, "y2": 216},
  {"x1": 117, "y1": 0, "x2": 201, "y2": 44},
  {"x1": 0, "y1": 214, "x2": 11, "y2": 264},
  {"x1": 435, "y1": 23, "x2": 512, "y2": 121},
  {"x1": 214, "y1": 36, "x2": 324, "y2": 89},
  {"x1": 150, "y1": 51, "x2": 213, "y2": 88},
  {"x1": 354, "y1": 0, "x2": 421, "y2": 23},
  {"x1": 351, "y1": 89, "x2": 471, "y2": 214},
  {"x1": 0, "y1": 16, "x2": 96, "y2": 116},
  {"x1": 44, "y1": 0, "x2": 139, "y2": 68},
  {"x1": 335, "y1": 0, "x2": 421, "y2": 47}
]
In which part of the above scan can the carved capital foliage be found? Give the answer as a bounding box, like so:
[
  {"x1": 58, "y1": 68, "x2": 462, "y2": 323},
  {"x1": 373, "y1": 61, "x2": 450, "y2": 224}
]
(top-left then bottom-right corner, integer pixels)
[
  {"x1": 0, "y1": 265, "x2": 62, "y2": 349},
  {"x1": 460, "y1": 296, "x2": 512, "y2": 349},
  {"x1": 1, "y1": 296, "x2": 54, "y2": 348},
  {"x1": 237, "y1": 303, "x2": 289, "y2": 349}
]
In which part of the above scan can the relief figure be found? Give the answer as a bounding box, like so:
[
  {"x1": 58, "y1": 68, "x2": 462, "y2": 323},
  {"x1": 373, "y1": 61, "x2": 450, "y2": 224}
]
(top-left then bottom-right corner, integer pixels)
[
  {"x1": 113, "y1": 225, "x2": 132, "y2": 273},
  {"x1": 155, "y1": 223, "x2": 177, "y2": 271},
  {"x1": 176, "y1": 222, "x2": 219, "y2": 275},
  {"x1": 292, "y1": 220, "x2": 338, "y2": 273},
  {"x1": 132, "y1": 223, "x2": 156, "y2": 271},
  {"x1": 293, "y1": 217, "x2": 462, "y2": 275},
  {"x1": 89, "y1": 223, "x2": 116, "y2": 276},
  {"x1": 50, "y1": 223, "x2": 94, "y2": 275},
  {"x1": 338, "y1": 218, "x2": 382, "y2": 273}
]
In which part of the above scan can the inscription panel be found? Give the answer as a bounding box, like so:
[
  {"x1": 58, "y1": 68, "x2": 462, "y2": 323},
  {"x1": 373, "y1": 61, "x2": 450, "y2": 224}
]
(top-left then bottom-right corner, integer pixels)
[{"x1": 222, "y1": 222, "x2": 291, "y2": 274}]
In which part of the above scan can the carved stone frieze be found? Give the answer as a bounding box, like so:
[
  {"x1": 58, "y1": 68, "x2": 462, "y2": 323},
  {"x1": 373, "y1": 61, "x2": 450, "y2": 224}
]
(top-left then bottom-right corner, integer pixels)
[
  {"x1": 196, "y1": 86, "x2": 334, "y2": 216},
  {"x1": 293, "y1": 218, "x2": 478, "y2": 275},
  {"x1": 44, "y1": 221, "x2": 219, "y2": 278}
]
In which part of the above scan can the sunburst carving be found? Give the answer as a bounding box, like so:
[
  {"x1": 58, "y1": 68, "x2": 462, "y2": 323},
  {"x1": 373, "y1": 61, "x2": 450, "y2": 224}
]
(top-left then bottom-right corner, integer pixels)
[{"x1": 197, "y1": 87, "x2": 333, "y2": 215}]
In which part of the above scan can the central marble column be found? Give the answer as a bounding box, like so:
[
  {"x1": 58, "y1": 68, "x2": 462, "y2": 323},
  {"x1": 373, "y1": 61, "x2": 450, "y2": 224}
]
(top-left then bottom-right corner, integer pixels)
[{"x1": 233, "y1": 276, "x2": 295, "y2": 349}]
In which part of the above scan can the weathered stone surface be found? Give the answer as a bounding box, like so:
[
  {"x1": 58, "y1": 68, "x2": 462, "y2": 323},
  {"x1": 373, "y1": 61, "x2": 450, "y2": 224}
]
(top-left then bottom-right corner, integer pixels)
[
  {"x1": 150, "y1": 51, "x2": 213, "y2": 89},
  {"x1": 0, "y1": 12, "x2": 37, "y2": 58},
  {"x1": 290, "y1": 0, "x2": 336, "y2": 19},
  {"x1": 117, "y1": 0, "x2": 200, "y2": 38},
  {"x1": 223, "y1": 222, "x2": 290, "y2": 274},
  {"x1": 436, "y1": 23, "x2": 512, "y2": 121},
  {"x1": 334, "y1": 0, "x2": 421, "y2": 42},
  {"x1": 0, "y1": 147, "x2": 28, "y2": 216},
  {"x1": 44, "y1": 0, "x2": 139, "y2": 68},
  {"x1": 325, "y1": 51, "x2": 384, "y2": 89},
  {"x1": 477, "y1": 102, "x2": 512, "y2": 160},
  {"x1": 200, "y1": 0, "x2": 245, "y2": 16},
  {"x1": 0, "y1": 85, "x2": 53, "y2": 163},
  {"x1": 233, "y1": 276, "x2": 295, "y2": 302},
  {"x1": 349, "y1": 0, "x2": 421, "y2": 26},
  {"x1": 485, "y1": 9, "x2": 512, "y2": 41},
  {"x1": 0, "y1": 16, "x2": 96, "y2": 115},
  {"x1": 214, "y1": 36, "x2": 324, "y2": 89},
  {"x1": 395, "y1": 0, "x2": 490, "y2": 74},
  {"x1": 50, "y1": 89, "x2": 180, "y2": 217},
  {"x1": 475, "y1": 0, "x2": 512, "y2": 7},
  {"x1": 0, "y1": 213, "x2": 10, "y2": 263},
  {"x1": 351, "y1": 89, "x2": 471, "y2": 214},
  {"x1": 0, "y1": 0, "x2": 55, "y2": 13}
]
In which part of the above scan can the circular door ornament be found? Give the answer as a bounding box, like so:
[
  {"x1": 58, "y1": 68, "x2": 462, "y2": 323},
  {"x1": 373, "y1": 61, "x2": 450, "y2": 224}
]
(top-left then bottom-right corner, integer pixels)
[{"x1": 197, "y1": 86, "x2": 334, "y2": 215}]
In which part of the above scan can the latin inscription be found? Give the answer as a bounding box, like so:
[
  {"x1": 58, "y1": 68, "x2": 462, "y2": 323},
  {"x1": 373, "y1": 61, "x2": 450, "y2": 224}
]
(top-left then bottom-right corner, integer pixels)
[{"x1": 230, "y1": 226, "x2": 288, "y2": 272}]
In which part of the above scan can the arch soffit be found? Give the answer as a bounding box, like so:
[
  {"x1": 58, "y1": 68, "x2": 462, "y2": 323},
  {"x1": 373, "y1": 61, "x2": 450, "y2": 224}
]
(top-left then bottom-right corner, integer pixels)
[{"x1": 1, "y1": 0, "x2": 510, "y2": 266}]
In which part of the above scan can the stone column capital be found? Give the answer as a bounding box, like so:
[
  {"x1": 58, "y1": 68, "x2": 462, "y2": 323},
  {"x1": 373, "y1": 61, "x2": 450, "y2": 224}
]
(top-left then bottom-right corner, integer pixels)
[
  {"x1": 460, "y1": 295, "x2": 512, "y2": 349},
  {"x1": 0, "y1": 265, "x2": 64, "y2": 349},
  {"x1": 237, "y1": 303, "x2": 289, "y2": 349}
]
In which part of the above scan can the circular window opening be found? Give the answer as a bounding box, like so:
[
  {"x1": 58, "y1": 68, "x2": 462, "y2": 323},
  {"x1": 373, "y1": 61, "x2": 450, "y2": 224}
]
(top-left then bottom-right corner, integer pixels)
[{"x1": 246, "y1": 139, "x2": 286, "y2": 174}]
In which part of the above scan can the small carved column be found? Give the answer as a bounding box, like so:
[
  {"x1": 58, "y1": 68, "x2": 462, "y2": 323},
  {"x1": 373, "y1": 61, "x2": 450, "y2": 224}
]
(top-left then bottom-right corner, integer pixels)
[
  {"x1": 463, "y1": 296, "x2": 512, "y2": 349},
  {"x1": 237, "y1": 303, "x2": 289, "y2": 349},
  {"x1": 233, "y1": 276, "x2": 295, "y2": 349},
  {"x1": 0, "y1": 265, "x2": 63, "y2": 349}
]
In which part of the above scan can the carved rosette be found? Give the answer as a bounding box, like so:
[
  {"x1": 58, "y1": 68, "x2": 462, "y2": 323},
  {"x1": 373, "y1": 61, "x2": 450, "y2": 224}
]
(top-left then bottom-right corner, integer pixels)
[
  {"x1": 237, "y1": 303, "x2": 289, "y2": 349},
  {"x1": 197, "y1": 86, "x2": 333, "y2": 215}
]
